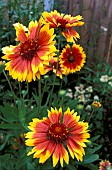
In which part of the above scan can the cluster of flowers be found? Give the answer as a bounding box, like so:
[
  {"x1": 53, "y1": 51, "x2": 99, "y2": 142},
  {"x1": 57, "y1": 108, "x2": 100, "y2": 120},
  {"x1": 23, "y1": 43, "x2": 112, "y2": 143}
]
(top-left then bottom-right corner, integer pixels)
[
  {"x1": 2, "y1": 10, "x2": 89, "y2": 167},
  {"x1": 74, "y1": 84, "x2": 93, "y2": 103},
  {"x1": 100, "y1": 75, "x2": 112, "y2": 87},
  {"x1": 2, "y1": 10, "x2": 86, "y2": 82},
  {"x1": 65, "y1": 84, "x2": 101, "y2": 110}
]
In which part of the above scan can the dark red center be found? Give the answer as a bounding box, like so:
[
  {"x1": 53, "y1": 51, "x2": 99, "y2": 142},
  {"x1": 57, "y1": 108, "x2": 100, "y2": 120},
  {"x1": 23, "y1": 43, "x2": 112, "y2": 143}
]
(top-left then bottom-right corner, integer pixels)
[
  {"x1": 47, "y1": 123, "x2": 68, "y2": 143},
  {"x1": 19, "y1": 39, "x2": 39, "y2": 60},
  {"x1": 67, "y1": 53, "x2": 75, "y2": 62},
  {"x1": 57, "y1": 18, "x2": 68, "y2": 28}
]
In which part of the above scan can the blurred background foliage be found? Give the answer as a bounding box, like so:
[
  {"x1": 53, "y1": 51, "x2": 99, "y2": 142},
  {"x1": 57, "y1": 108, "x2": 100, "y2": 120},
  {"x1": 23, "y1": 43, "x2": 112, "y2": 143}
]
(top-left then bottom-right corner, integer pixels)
[{"x1": 0, "y1": 0, "x2": 44, "y2": 52}]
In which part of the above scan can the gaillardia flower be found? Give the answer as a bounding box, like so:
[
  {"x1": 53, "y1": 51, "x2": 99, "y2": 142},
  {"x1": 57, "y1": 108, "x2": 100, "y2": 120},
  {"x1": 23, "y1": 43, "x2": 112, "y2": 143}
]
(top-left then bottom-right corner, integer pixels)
[
  {"x1": 92, "y1": 101, "x2": 101, "y2": 108},
  {"x1": 42, "y1": 10, "x2": 84, "y2": 42},
  {"x1": 2, "y1": 21, "x2": 56, "y2": 82},
  {"x1": 45, "y1": 57, "x2": 63, "y2": 78},
  {"x1": 99, "y1": 160, "x2": 112, "y2": 170},
  {"x1": 25, "y1": 107, "x2": 90, "y2": 167},
  {"x1": 59, "y1": 44, "x2": 86, "y2": 75}
]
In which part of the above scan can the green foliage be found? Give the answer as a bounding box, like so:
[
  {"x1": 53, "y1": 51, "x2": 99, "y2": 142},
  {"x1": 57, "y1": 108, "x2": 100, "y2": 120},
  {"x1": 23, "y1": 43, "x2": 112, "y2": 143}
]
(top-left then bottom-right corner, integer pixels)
[
  {"x1": 1, "y1": 63, "x2": 112, "y2": 169},
  {"x1": 0, "y1": 0, "x2": 44, "y2": 52},
  {"x1": 0, "y1": 45, "x2": 112, "y2": 170}
]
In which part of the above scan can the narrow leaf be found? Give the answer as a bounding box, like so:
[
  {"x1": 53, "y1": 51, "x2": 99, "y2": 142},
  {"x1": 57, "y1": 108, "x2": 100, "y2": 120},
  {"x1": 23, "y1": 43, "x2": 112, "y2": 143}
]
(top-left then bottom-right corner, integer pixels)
[
  {"x1": 67, "y1": 164, "x2": 77, "y2": 170},
  {"x1": 0, "y1": 134, "x2": 14, "y2": 151},
  {"x1": 83, "y1": 163, "x2": 98, "y2": 170},
  {"x1": 83, "y1": 154, "x2": 99, "y2": 164},
  {"x1": 91, "y1": 145, "x2": 102, "y2": 153},
  {"x1": 90, "y1": 135, "x2": 101, "y2": 142},
  {"x1": 0, "y1": 123, "x2": 22, "y2": 129}
]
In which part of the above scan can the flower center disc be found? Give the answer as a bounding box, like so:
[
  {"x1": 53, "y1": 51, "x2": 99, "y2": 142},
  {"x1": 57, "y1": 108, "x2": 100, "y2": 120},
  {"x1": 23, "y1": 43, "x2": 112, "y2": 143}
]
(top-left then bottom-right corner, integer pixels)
[
  {"x1": 57, "y1": 18, "x2": 68, "y2": 28},
  {"x1": 47, "y1": 123, "x2": 68, "y2": 143},
  {"x1": 68, "y1": 55, "x2": 75, "y2": 62},
  {"x1": 20, "y1": 39, "x2": 38, "y2": 60}
]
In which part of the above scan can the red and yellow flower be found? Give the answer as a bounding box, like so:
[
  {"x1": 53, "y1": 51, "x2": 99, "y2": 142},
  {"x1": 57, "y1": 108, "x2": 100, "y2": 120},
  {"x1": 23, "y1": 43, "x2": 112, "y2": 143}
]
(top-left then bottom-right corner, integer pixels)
[
  {"x1": 59, "y1": 44, "x2": 86, "y2": 75},
  {"x1": 42, "y1": 10, "x2": 84, "y2": 42},
  {"x1": 2, "y1": 21, "x2": 56, "y2": 82},
  {"x1": 99, "y1": 160, "x2": 111, "y2": 170},
  {"x1": 45, "y1": 57, "x2": 63, "y2": 78},
  {"x1": 25, "y1": 107, "x2": 90, "y2": 167},
  {"x1": 92, "y1": 101, "x2": 101, "y2": 108}
]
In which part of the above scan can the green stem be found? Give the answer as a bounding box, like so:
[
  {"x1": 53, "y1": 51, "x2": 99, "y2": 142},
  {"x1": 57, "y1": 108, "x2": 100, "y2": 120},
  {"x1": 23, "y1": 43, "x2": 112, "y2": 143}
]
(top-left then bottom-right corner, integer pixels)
[
  {"x1": 19, "y1": 82, "x2": 22, "y2": 99},
  {"x1": 59, "y1": 79, "x2": 63, "y2": 91},
  {"x1": 88, "y1": 109, "x2": 94, "y2": 123},
  {"x1": 26, "y1": 82, "x2": 29, "y2": 100},
  {"x1": 49, "y1": 29, "x2": 62, "y2": 107},
  {"x1": 49, "y1": 75, "x2": 56, "y2": 107},
  {"x1": 61, "y1": 96, "x2": 64, "y2": 108},
  {"x1": 38, "y1": 79, "x2": 41, "y2": 115},
  {"x1": 41, "y1": 78, "x2": 47, "y2": 101},
  {"x1": 3, "y1": 70, "x2": 16, "y2": 104}
]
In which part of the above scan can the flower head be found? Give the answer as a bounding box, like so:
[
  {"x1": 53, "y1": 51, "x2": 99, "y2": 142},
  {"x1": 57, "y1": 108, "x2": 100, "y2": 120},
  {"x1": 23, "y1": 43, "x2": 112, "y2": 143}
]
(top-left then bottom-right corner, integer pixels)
[
  {"x1": 77, "y1": 104, "x2": 84, "y2": 110},
  {"x1": 0, "y1": 61, "x2": 5, "y2": 65},
  {"x1": 25, "y1": 107, "x2": 90, "y2": 167},
  {"x1": 93, "y1": 95, "x2": 99, "y2": 101},
  {"x1": 58, "y1": 89, "x2": 66, "y2": 96},
  {"x1": 59, "y1": 44, "x2": 86, "y2": 75},
  {"x1": 0, "y1": 60, "x2": 5, "y2": 71},
  {"x1": 2, "y1": 21, "x2": 56, "y2": 82},
  {"x1": 85, "y1": 86, "x2": 93, "y2": 93},
  {"x1": 92, "y1": 101, "x2": 102, "y2": 108},
  {"x1": 42, "y1": 10, "x2": 84, "y2": 42},
  {"x1": 85, "y1": 105, "x2": 92, "y2": 111},
  {"x1": 45, "y1": 57, "x2": 63, "y2": 78},
  {"x1": 108, "y1": 81, "x2": 112, "y2": 87},
  {"x1": 100, "y1": 75, "x2": 110, "y2": 82},
  {"x1": 75, "y1": 84, "x2": 84, "y2": 93},
  {"x1": 99, "y1": 160, "x2": 111, "y2": 170},
  {"x1": 65, "y1": 88, "x2": 73, "y2": 98}
]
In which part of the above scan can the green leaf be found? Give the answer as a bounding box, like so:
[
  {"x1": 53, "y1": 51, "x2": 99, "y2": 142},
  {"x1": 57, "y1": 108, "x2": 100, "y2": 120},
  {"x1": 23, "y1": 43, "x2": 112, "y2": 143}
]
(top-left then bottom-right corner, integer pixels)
[
  {"x1": 0, "y1": 155, "x2": 17, "y2": 170},
  {"x1": 39, "y1": 162, "x2": 53, "y2": 170},
  {"x1": 96, "y1": 111, "x2": 103, "y2": 120},
  {"x1": 67, "y1": 164, "x2": 77, "y2": 170},
  {"x1": 91, "y1": 145, "x2": 102, "y2": 153},
  {"x1": 0, "y1": 123, "x2": 22, "y2": 129},
  {"x1": 85, "y1": 66, "x2": 95, "y2": 73},
  {"x1": 32, "y1": 93, "x2": 38, "y2": 105},
  {"x1": 21, "y1": 90, "x2": 28, "y2": 98},
  {"x1": 82, "y1": 154, "x2": 99, "y2": 164},
  {"x1": 43, "y1": 93, "x2": 51, "y2": 106},
  {"x1": 65, "y1": 99, "x2": 78, "y2": 109},
  {"x1": 26, "y1": 162, "x2": 35, "y2": 170},
  {"x1": 47, "y1": 82, "x2": 60, "y2": 86},
  {"x1": 62, "y1": 76, "x2": 67, "y2": 84},
  {"x1": 17, "y1": 99, "x2": 26, "y2": 121},
  {"x1": 83, "y1": 163, "x2": 98, "y2": 170},
  {"x1": 90, "y1": 135, "x2": 101, "y2": 142},
  {"x1": 15, "y1": 155, "x2": 29, "y2": 169},
  {"x1": 0, "y1": 103, "x2": 17, "y2": 122},
  {"x1": 0, "y1": 134, "x2": 14, "y2": 151}
]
